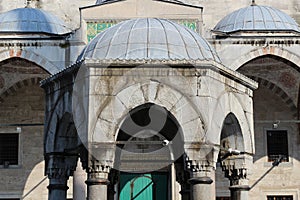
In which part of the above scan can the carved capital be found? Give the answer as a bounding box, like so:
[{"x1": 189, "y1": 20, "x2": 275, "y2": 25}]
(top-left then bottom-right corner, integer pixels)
[
  {"x1": 86, "y1": 160, "x2": 111, "y2": 185},
  {"x1": 223, "y1": 167, "x2": 248, "y2": 186},
  {"x1": 221, "y1": 154, "x2": 252, "y2": 186},
  {"x1": 184, "y1": 143, "x2": 219, "y2": 172},
  {"x1": 184, "y1": 155, "x2": 214, "y2": 185},
  {"x1": 46, "y1": 154, "x2": 78, "y2": 179}
]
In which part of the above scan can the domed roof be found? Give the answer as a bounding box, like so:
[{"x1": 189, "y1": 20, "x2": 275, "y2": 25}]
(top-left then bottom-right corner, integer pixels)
[
  {"x1": 0, "y1": 8, "x2": 71, "y2": 35},
  {"x1": 213, "y1": 4, "x2": 300, "y2": 34},
  {"x1": 80, "y1": 18, "x2": 220, "y2": 63}
]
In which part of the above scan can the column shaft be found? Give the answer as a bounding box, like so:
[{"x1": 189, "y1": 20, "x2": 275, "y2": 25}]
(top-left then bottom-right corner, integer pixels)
[
  {"x1": 48, "y1": 178, "x2": 68, "y2": 200},
  {"x1": 191, "y1": 183, "x2": 214, "y2": 200},
  {"x1": 230, "y1": 186, "x2": 250, "y2": 200},
  {"x1": 86, "y1": 173, "x2": 109, "y2": 200},
  {"x1": 189, "y1": 172, "x2": 214, "y2": 200},
  {"x1": 87, "y1": 183, "x2": 108, "y2": 200}
]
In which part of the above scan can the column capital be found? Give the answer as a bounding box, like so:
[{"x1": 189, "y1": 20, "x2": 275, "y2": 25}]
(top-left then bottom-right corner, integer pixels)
[
  {"x1": 224, "y1": 167, "x2": 249, "y2": 186},
  {"x1": 46, "y1": 154, "x2": 78, "y2": 179},
  {"x1": 184, "y1": 143, "x2": 219, "y2": 172},
  {"x1": 46, "y1": 154, "x2": 78, "y2": 200},
  {"x1": 221, "y1": 154, "x2": 253, "y2": 186},
  {"x1": 86, "y1": 159, "x2": 111, "y2": 186}
]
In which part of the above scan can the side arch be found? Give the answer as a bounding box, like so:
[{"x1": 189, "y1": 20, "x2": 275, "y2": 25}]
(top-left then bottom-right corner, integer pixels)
[
  {"x1": 208, "y1": 92, "x2": 254, "y2": 154},
  {"x1": 231, "y1": 47, "x2": 300, "y2": 71},
  {"x1": 220, "y1": 113, "x2": 244, "y2": 153},
  {"x1": 0, "y1": 49, "x2": 61, "y2": 74}
]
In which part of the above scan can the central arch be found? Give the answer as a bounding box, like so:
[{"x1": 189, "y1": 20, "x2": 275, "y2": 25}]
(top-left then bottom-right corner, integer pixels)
[
  {"x1": 115, "y1": 103, "x2": 184, "y2": 172},
  {"x1": 113, "y1": 103, "x2": 184, "y2": 200}
]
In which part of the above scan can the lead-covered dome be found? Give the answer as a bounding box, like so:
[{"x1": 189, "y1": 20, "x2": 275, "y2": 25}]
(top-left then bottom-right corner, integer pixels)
[
  {"x1": 213, "y1": 4, "x2": 300, "y2": 34},
  {"x1": 80, "y1": 18, "x2": 220, "y2": 63},
  {"x1": 0, "y1": 8, "x2": 71, "y2": 35}
]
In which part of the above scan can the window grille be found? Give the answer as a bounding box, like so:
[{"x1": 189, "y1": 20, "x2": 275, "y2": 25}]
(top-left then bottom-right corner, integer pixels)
[
  {"x1": 266, "y1": 130, "x2": 289, "y2": 162},
  {"x1": 0, "y1": 133, "x2": 19, "y2": 166},
  {"x1": 267, "y1": 195, "x2": 293, "y2": 200}
]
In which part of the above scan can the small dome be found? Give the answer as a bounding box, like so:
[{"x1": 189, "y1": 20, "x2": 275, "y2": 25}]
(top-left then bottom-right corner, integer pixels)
[
  {"x1": 0, "y1": 8, "x2": 71, "y2": 35},
  {"x1": 213, "y1": 4, "x2": 300, "y2": 34},
  {"x1": 80, "y1": 18, "x2": 220, "y2": 63}
]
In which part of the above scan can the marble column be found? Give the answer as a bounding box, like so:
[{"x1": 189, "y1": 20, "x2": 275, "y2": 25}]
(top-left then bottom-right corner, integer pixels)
[
  {"x1": 184, "y1": 144, "x2": 219, "y2": 200},
  {"x1": 86, "y1": 161, "x2": 110, "y2": 200},
  {"x1": 48, "y1": 177, "x2": 69, "y2": 200},
  {"x1": 230, "y1": 185, "x2": 250, "y2": 200},
  {"x1": 188, "y1": 171, "x2": 214, "y2": 200},
  {"x1": 46, "y1": 155, "x2": 77, "y2": 200},
  {"x1": 222, "y1": 155, "x2": 252, "y2": 200},
  {"x1": 227, "y1": 168, "x2": 250, "y2": 200}
]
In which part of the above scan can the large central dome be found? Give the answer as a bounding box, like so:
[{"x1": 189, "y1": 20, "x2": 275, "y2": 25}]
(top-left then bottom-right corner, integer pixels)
[{"x1": 81, "y1": 18, "x2": 220, "y2": 63}]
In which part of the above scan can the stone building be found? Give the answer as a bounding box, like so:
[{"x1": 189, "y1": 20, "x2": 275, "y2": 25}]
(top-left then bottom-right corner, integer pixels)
[{"x1": 0, "y1": 0, "x2": 299, "y2": 200}]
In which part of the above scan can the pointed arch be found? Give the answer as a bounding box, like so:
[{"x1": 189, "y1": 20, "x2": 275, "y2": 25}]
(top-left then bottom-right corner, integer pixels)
[
  {"x1": 231, "y1": 47, "x2": 300, "y2": 71},
  {"x1": 207, "y1": 92, "x2": 254, "y2": 154},
  {"x1": 0, "y1": 49, "x2": 61, "y2": 74},
  {"x1": 220, "y1": 113, "x2": 244, "y2": 152},
  {"x1": 249, "y1": 76, "x2": 297, "y2": 118}
]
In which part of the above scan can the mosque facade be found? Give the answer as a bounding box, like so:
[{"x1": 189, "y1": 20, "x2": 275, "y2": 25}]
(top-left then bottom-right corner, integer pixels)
[{"x1": 0, "y1": 0, "x2": 299, "y2": 200}]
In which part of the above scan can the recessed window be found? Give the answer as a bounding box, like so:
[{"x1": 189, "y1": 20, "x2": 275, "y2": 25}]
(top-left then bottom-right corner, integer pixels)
[
  {"x1": 266, "y1": 130, "x2": 288, "y2": 162},
  {"x1": 0, "y1": 133, "x2": 19, "y2": 166},
  {"x1": 267, "y1": 195, "x2": 293, "y2": 200}
]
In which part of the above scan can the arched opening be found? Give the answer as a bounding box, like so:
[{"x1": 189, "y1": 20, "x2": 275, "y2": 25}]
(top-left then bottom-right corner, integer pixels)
[
  {"x1": 216, "y1": 113, "x2": 244, "y2": 199},
  {"x1": 237, "y1": 55, "x2": 299, "y2": 163},
  {"x1": 113, "y1": 103, "x2": 184, "y2": 200},
  {"x1": 237, "y1": 54, "x2": 300, "y2": 198},
  {"x1": 0, "y1": 57, "x2": 51, "y2": 198},
  {"x1": 219, "y1": 113, "x2": 244, "y2": 154}
]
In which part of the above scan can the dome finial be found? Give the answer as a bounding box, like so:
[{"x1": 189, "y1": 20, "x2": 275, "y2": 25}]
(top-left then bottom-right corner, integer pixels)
[
  {"x1": 251, "y1": 0, "x2": 256, "y2": 6},
  {"x1": 25, "y1": 0, "x2": 32, "y2": 8}
]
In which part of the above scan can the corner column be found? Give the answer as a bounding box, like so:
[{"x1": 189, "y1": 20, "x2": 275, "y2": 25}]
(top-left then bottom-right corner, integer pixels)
[
  {"x1": 46, "y1": 154, "x2": 78, "y2": 200},
  {"x1": 230, "y1": 184, "x2": 250, "y2": 200},
  {"x1": 86, "y1": 160, "x2": 110, "y2": 200},
  {"x1": 48, "y1": 177, "x2": 69, "y2": 200},
  {"x1": 185, "y1": 144, "x2": 219, "y2": 200},
  {"x1": 227, "y1": 167, "x2": 250, "y2": 200},
  {"x1": 188, "y1": 165, "x2": 215, "y2": 200},
  {"x1": 222, "y1": 155, "x2": 252, "y2": 200}
]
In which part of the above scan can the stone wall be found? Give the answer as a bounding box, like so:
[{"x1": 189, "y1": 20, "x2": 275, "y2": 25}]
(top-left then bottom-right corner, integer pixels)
[{"x1": 0, "y1": 58, "x2": 74, "y2": 199}]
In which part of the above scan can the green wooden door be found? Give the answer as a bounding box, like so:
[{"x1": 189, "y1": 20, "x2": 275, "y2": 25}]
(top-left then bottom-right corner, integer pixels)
[{"x1": 119, "y1": 173, "x2": 168, "y2": 200}]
